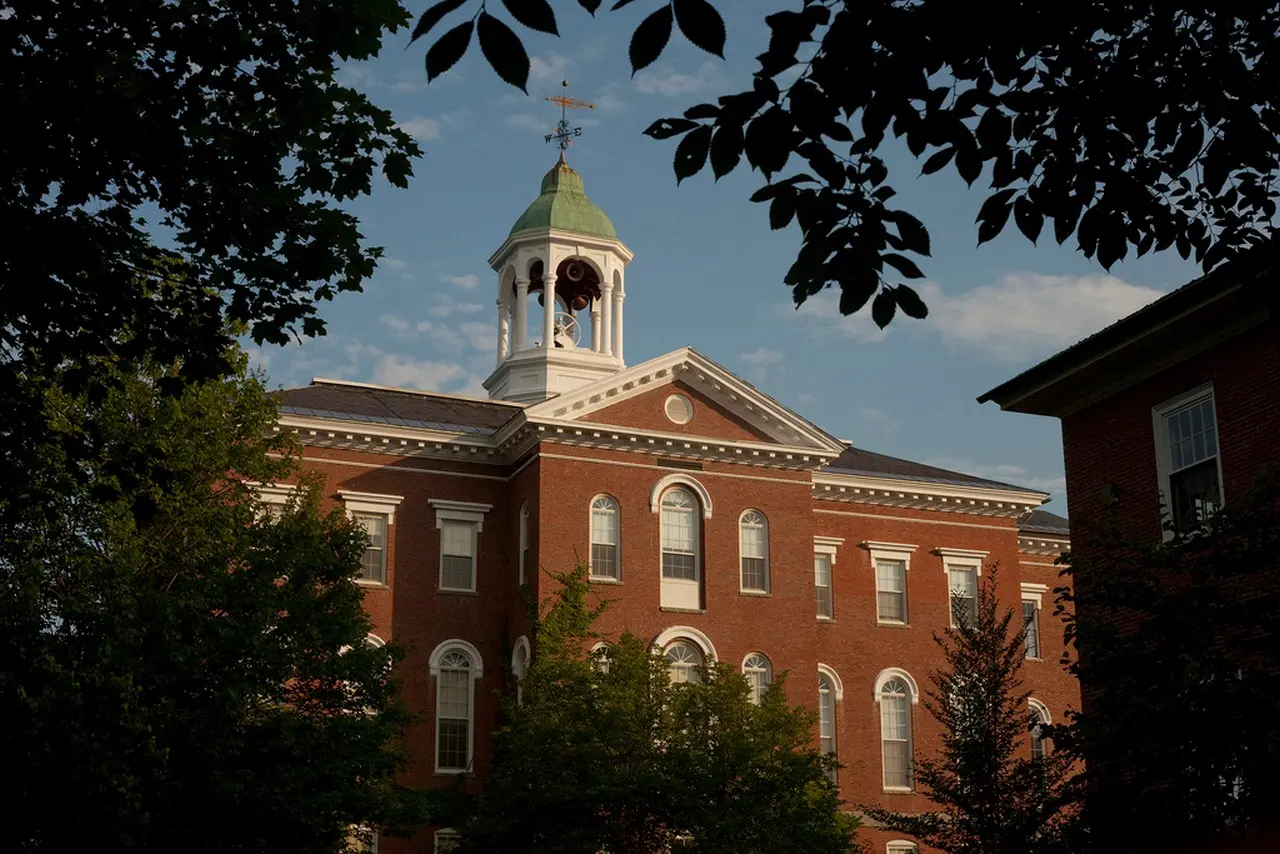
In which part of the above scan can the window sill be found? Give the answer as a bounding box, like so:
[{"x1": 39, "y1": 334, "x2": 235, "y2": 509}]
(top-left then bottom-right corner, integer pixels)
[
  {"x1": 817, "y1": 616, "x2": 835, "y2": 623},
  {"x1": 434, "y1": 770, "x2": 472, "y2": 778},
  {"x1": 589, "y1": 577, "x2": 623, "y2": 585},
  {"x1": 739, "y1": 589, "x2": 771, "y2": 597},
  {"x1": 1024, "y1": 656, "x2": 1044, "y2": 662},
  {"x1": 660, "y1": 606, "x2": 706, "y2": 615},
  {"x1": 877, "y1": 620, "x2": 910, "y2": 628},
  {"x1": 354, "y1": 579, "x2": 388, "y2": 589},
  {"x1": 883, "y1": 787, "x2": 915, "y2": 794},
  {"x1": 438, "y1": 588, "x2": 480, "y2": 597}
]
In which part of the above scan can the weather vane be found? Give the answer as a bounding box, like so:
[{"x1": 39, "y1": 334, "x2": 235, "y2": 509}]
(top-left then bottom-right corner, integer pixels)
[{"x1": 545, "y1": 80, "x2": 595, "y2": 151}]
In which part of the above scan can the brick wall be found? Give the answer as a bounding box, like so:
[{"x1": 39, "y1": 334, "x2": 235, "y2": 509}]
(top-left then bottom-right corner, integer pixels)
[{"x1": 580, "y1": 379, "x2": 774, "y2": 442}]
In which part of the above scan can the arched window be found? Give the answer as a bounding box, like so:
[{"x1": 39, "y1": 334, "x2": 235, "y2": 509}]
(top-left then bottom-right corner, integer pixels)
[
  {"x1": 430, "y1": 642, "x2": 483, "y2": 773},
  {"x1": 589, "y1": 495, "x2": 620, "y2": 580},
  {"x1": 664, "y1": 640, "x2": 703, "y2": 684},
  {"x1": 742, "y1": 653, "x2": 772, "y2": 704},
  {"x1": 879, "y1": 677, "x2": 914, "y2": 790},
  {"x1": 1029, "y1": 698, "x2": 1051, "y2": 760},
  {"x1": 590, "y1": 641, "x2": 612, "y2": 674},
  {"x1": 512, "y1": 636, "x2": 531, "y2": 706},
  {"x1": 660, "y1": 487, "x2": 701, "y2": 609},
  {"x1": 818, "y1": 673, "x2": 837, "y2": 782},
  {"x1": 739, "y1": 510, "x2": 769, "y2": 593},
  {"x1": 518, "y1": 501, "x2": 530, "y2": 585}
]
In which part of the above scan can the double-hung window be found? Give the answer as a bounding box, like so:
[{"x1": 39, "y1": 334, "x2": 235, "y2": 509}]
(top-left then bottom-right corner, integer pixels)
[
  {"x1": 814, "y1": 537, "x2": 843, "y2": 621},
  {"x1": 430, "y1": 643, "x2": 482, "y2": 773},
  {"x1": 866, "y1": 542, "x2": 916, "y2": 626},
  {"x1": 1155, "y1": 386, "x2": 1223, "y2": 534},
  {"x1": 739, "y1": 510, "x2": 769, "y2": 593},
  {"x1": 429, "y1": 499, "x2": 492, "y2": 594},
  {"x1": 590, "y1": 495, "x2": 620, "y2": 581},
  {"x1": 338, "y1": 491, "x2": 403, "y2": 587},
  {"x1": 938, "y1": 549, "x2": 987, "y2": 629},
  {"x1": 1021, "y1": 583, "x2": 1049, "y2": 660}
]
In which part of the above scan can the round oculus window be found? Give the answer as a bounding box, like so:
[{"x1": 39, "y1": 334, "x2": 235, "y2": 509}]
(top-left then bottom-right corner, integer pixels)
[{"x1": 664, "y1": 393, "x2": 693, "y2": 425}]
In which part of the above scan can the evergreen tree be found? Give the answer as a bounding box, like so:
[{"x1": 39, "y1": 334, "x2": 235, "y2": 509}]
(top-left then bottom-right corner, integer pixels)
[{"x1": 862, "y1": 568, "x2": 1081, "y2": 854}]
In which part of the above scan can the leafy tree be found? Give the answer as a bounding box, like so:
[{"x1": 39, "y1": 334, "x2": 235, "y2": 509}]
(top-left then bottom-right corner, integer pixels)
[
  {"x1": 412, "y1": 0, "x2": 1280, "y2": 328},
  {"x1": 862, "y1": 568, "x2": 1081, "y2": 854},
  {"x1": 3, "y1": 0, "x2": 419, "y2": 382},
  {"x1": 430, "y1": 565, "x2": 860, "y2": 854},
  {"x1": 0, "y1": 352, "x2": 420, "y2": 852},
  {"x1": 1054, "y1": 471, "x2": 1280, "y2": 853}
]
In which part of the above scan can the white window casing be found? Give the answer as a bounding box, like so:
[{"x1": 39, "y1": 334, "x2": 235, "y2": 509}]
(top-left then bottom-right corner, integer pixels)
[
  {"x1": 648, "y1": 473, "x2": 713, "y2": 518},
  {"x1": 429, "y1": 641, "x2": 483, "y2": 774},
  {"x1": 429, "y1": 499, "x2": 492, "y2": 594},
  {"x1": 936, "y1": 547, "x2": 988, "y2": 628},
  {"x1": 865, "y1": 541, "x2": 917, "y2": 626},
  {"x1": 339, "y1": 490, "x2": 405, "y2": 524},
  {"x1": 886, "y1": 842, "x2": 919, "y2": 854},
  {"x1": 434, "y1": 829, "x2": 461, "y2": 853},
  {"x1": 589, "y1": 495, "x2": 621, "y2": 581},
  {"x1": 877, "y1": 672, "x2": 917, "y2": 791},
  {"x1": 518, "y1": 500, "x2": 530, "y2": 585},
  {"x1": 742, "y1": 652, "x2": 772, "y2": 704},
  {"x1": 814, "y1": 536, "x2": 844, "y2": 621},
  {"x1": 1021, "y1": 582, "x2": 1050, "y2": 661},
  {"x1": 739, "y1": 510, "x2": 770, "y2": 593},
  {"x1": 659, "y1": 487, "x2": 702, "y2": 610},
  {"x1": 1028, "y1": 698, "x2": 1051, "y2": 760},
  {"x1": 1152, "y1": 383, "x2": 1224, "y2": 539}
]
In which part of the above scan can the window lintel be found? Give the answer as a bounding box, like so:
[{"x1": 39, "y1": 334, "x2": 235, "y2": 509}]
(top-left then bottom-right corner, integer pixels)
[
  {"x1": 429, "y1": 498, "x2": 493, "y2": 531},
  {"x1": 339, "y1": 490, "x2": 405, "y2": 524}
]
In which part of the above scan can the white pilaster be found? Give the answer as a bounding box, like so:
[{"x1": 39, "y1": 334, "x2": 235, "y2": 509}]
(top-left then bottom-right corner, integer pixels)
[
  {"x1": 514, "y1": 277, "x2": 529, "y2": 351},
  {"x1": 599, "y1": 280, "x2": 614, "y2": 357},
  {"x1": 542, "y1": 275, "x2": 558, "y2": 348},
  {"x1": 613, "y1": 290, "x2": 625, "y2": 363}
]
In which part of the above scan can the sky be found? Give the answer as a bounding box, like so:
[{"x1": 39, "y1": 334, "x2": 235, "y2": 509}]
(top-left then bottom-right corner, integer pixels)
[{"x1": 246, "y1": 1, "x2": 1206, "y2": 516}]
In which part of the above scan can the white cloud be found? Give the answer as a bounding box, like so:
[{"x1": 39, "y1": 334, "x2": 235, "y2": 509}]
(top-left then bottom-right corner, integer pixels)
[
  {"x1": 506, "y1": 112, "x2": 548, "y2": 134},
  {"x1": 529, "y1": 53, "x2": 576, "y2": 85},
  {"x1": 371, "y1": 355, "x2": 470, "y2": 391},
  {"x1": 594, "y1": 89, "x2": 627, "y2": 113},
  {"x1": 440, "y1": 273, "x2": 480, "y2": 289},
  {"x1": 634, "y1": 61, "x2": 723, "y2": 96},
  {"x1": 336, "y1": 63, "x2": 378, "y2": 89},
  {"x1": 776, "y1": 291, "x2": 892, "y2": 344},
  {"x1": 429, "y1": 293, "x2": 485, "y2": 319},
  {"x1": 378, "y1": 313, "x2": 410, "y2": 333},
  {"x1": 396, "y1": 116, "x2": 443, "y2": 141},
  {"x1": 382, "y1": 257, "x2": 407, "y2": 270},
  {"x1": 739, "y1": 347, "x2": 785, "y2": 384},
  {"x1": 916, "y1": 272, "x2": 1163, "y2": 362},
  {"x1": 459, "y1": 321, "x2": 497, "y2": 352}
]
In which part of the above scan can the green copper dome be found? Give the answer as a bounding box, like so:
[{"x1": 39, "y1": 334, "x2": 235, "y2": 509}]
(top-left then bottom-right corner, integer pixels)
[{"x1": 509, "y1": 156, "x2": 617, "y2": 240}]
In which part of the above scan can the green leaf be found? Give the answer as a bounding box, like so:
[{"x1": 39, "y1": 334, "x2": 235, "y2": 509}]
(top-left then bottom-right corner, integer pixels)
[
  {"x1": 673, "y1": 125, "x2": 713, "y2": 184},
  {"x1": 1014, "y1": 196, "x2": 1043, "y2": 243},
  {"x1": 882, "y1": 253, "x2": 925, "y2": 279},
  {"x1": 477, "y1": 13, "x2": 529, "y2": 93},
  {"x1": 709, "y1": 122, "x2": 744, "y2": 179},
  {"x1": 643, "y1": 117, "x2": 698, "y2": 140},
  {"x1": 409, "y1": 0, "x2": 468, "y2": 46},
  {"x1": 895, "y1": 284, "x2": 929, "y2": 319},
  {"x1": 425, "y1": 21, "x2": 474, "y2": 82},
  {"x1": 629, "y1": 5, "x2": 673, "y2": 75},
  {"x1": 920, "y1": 146, "x2": 955, "y2": 175},
  {"x1": 769, "y1": 194, "x2": 795, "y2": 229},
  {"x1": 871, "y1": 288, "x2": 897, "y2": 328},
  {"x1": 501, "y1": 0, "x2": 559, "y2": 35},
  {"x1": 673, "y1": 0, "x2": 726, "y2": 59}
]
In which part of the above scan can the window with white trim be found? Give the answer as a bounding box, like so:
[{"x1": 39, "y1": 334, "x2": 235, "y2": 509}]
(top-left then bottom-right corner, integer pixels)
[
  {"x1": 518, "y1": 500, "x2": 530, "y2": 585},
  {"x1": 1155, "y1": 386, "x2": 1223, "y2": 534},
  {"x1": 948, "y1": 566, "x2": 977, "y2": 627},
  {"x1": 866, "y1": 543, "x2": 916, "y2": 626},
  {"x1": 590, "y1": 495, "x2": 620, "y2": 581},
  {"x1": 349, "y1": 826, "x2": 378, "y2": 853},
  {"x1": 434, "y1": 829, "x2": 461, "y2": 853},
  {"x1": 880, "y1": 677, "x2": 914, "y2": 790},
  {"x1": 1029, "y1": 699, "x2": 1051, "y2": 760},
  {"x1": 886, "y1": 842, "x2": 918, "y2": 854},
  {"x1": 661, "y1": 488, "x2": 698, "y2": 581},
  {"x1": 512, "y1": 637, "x2": 530, "y2": 706},
  {"x1": 743, "y1": 653, "x2": 772, "y2": 705},
  {"x1": 818, "y1": 673, "x2": 837, "y2": 782},
  {"x1": 739, "y1": 510, "x2": 769, "y2": 593},
  {"x1": 1022, "y1": 599, "x2": 1041, "y2": 659},
  {"x1": 665, "y1": 640, "x2": 703, "y2": 684},
  {"x1": 352, "y1": 512, "x2": 388, "y2": 584},
  {"x1": 433, "y1": 646, "x2": 478, "y2": 773},
  {"x1": 814, "y1": 554, "x2": 834, "y2": 619},
  {"x1": 429, "y1": 499, "x2": 492, "y2": 594}
]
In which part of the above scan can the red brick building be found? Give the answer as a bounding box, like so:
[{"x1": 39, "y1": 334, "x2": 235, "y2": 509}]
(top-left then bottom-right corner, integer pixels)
[{"x1": 269, "y1": 158, "x2": 1077, "y2": 853}]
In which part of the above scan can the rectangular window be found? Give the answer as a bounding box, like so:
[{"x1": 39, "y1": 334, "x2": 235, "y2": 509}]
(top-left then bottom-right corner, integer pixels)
[
  {"x1": 876, "y1": 559, "x2": 908, "y2": 624},
  {"x1": 434, "y1": 829, "x2": 461, "y2": 853},
  {"x1": 1022, "y1": 599, "x2": 1041, "y2": 659},
  {"x1": 881, "y1": 694, "x2": 912, "y2": 789},
  {"x1": 353, "y1": 512, "x2": 388, "y2": 585},
  {"x1": 948, "y1": 566, "x2": 978, "y2": 627},
  {"x1": 590, "y1": 504, "x2": 619, "y2": 580},
  {"x1": 661, "y1": 505, "x2": 697, "y2": 580},
  {"x1": 436, "y1": 668, "x2": 471, "y2": 770},
  {"x1": 814, "y1": 554, "x2": 834, "y2": 620},
  {"x1": 1159, "y1": 390, "x2": 1222, "y2": 533},
  {"x1": 439, "y1": 520, "x2": 476, "y2": 592},
  {"x1": 740, "y1": 522, "x2": 767, "y2": 592}
]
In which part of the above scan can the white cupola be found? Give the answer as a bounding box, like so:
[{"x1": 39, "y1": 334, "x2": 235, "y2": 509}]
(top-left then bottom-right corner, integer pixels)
[{"x1": 483, "y1": 154, "x2": 633, "y2": 404}]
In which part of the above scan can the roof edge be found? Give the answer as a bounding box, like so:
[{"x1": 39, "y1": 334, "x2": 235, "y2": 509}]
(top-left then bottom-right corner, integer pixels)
[{"x1": 303, "y1": 377, "x2": 526, "y2": 408}]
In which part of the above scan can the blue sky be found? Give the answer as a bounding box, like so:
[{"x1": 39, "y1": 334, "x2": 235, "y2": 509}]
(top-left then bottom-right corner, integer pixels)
[{"x1": 247, "y1": 0, "x2": 1204, "y2": 515}]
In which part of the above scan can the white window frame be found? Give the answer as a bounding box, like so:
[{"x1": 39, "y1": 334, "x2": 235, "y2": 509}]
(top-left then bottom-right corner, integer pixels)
[
  {"x1": 518, "y1": 500, "x2": 530, "y2": 585},
  {"x1": 817, "y1": 663, "x2": 844, "y2": 782},
  {"x1": 428, "y1": 640, "x2": 484, "y2": 774},
  {"x1": 659, "y1": 486, "x2": 702, "y2": 610},
  {"x1": 886, "y1": 842, "x2": 919, "y2": 854},
  {"x1": 250, "y1": 482, "x2": 299, "y2": 521},
  {"x1": 339, "y1": 491, "x2": 404, "y2": 587},
  {"x1": 875, "y1": 667, "x2": 919, "y2": 792},
  {"x1": 1021, "y1": 582, "x2": 1049, "y2": 660},
  {"x1": 865, "y1": 541, "x2": 916, "y2": 626},
  {"x1": 434, "y1": 828, "x2": 461, "y2": 853},
  {"x1": 936, "y1": 548, "x2": 988, "y2": 629},
  {"x1": 589, "y1": 494, "x2": 621, "y2": 582},
  {"x1": 429, "y1": 499, "x2": 492, "y2": 594},
  {"x1": 814, "y1": 536, "x2": 844, "y2": 621},
  {"x1": 742, "y1": 652, "x2": 772, "y2": 705},
  {"x1": 1028, "y1": 698, "x2": 1051, "y2": 760},
  {"x1": 738, "y1": 509, "x2": 770, "y2": 594},
  {"x1": 511, "y1": 635, "x2": 531, "y2": 706},
  {"x1": 1152, "y1": 383, "x2": 1225, "y2": 540}
]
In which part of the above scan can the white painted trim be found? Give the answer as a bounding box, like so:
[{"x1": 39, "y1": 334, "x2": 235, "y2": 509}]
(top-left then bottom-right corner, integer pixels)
[
  {"x1": 935, "y1": 547, "x2": 990, "y2": 562},
  {"x1": 738, "y1": 508, "x2": 770, "y2": 594},
  {"x1": 866, "y1": 541, "x2": 915, "y2": 626},
  {"x1": 429, "y1": 641, "x2": 482, "y2": 774},
  {"x1": 250, "y1": 482, "x2": 299, "y2": 505},
  {"x1": 873, "y1": 667, "x2": 921, "y2": 705},
  {"x1": 511, "y1": 636, "x2": 531, "y2": 681},
  {"x1": 813, "y1": 535, "x2": 844, "y2": 560},
  {"x1": 518, "y1": 500, "x2": 530, "y2": 585},
  {"x1": 652, "y1": 626, "x2": 718, "y2": 661},
  {"x1": 1028, "y1": 697, "x2": 1052, "y2": 725},
  {"x1": 1152, "y1": 382, "x2": 1224, "y2": 541},
  {"x1": 338, "y1": 490, "x2": 405, "y2": 525},
  {"x1": 817, "y1": 663, "x2": 845, "y2": 701},
  {"x1": 366, "y1": 633, "x2": 387, "y2": 648},
  {"x1": 428, "y1": 639, "x2": 485, "y2": 678},
  {"x1": 588, "y1": 493, "x2": 622, "y2": 581},
  {"x1": 649, "y1": 473, "x2": 713, "y2": 518},
  {"x1": 1020, "y1": 582, "x2": 1051, "y2": 606},
  {"x1": 434, "y1": 828, "x2": 462, "y2": 853},
  {"x1": 814, "y1": 470, "x2": 1047, "y2": 508},
  {"x1": 862, "y1": 541, "x2": 918, "y2": 559},
  {"x1": 886, "y1": 841, "x2": 919, "y2": 853},
  {"x1": 814, "y1": 507, "x2": 1017, "y2": 531},
  {"x1": 428, "y1": 498, "x2": 493, "y2": 531}
]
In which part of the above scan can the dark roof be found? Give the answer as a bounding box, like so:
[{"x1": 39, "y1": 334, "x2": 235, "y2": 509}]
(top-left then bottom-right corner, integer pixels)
[
  {"x1": 1018, "y1": 509, "x2": 1070, "y2": 535},
  {"x1": 822, "y1": 446, "x2": 1036, "y2": 493},
  {"x1": 272, "y1": 380, "x2": 520, "y2": 436}
]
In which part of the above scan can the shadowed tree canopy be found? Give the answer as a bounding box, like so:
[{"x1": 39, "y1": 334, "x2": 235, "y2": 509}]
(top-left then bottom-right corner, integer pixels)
[
  {"x1": 0, "y1": 354, "x2": 421, "y2": 852},
  {"x1": 427, "y1": 565, "x2": 860, "y2": 854},
  {"x1": 862, "y1": 568, "x2": 1082, "y2": 854},
  {"x1": 413, "y1": 0, "x2": 1280, "y2": 329}
]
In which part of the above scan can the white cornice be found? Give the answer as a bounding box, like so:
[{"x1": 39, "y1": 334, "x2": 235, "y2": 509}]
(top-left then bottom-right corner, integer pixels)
[
  {"x1": 813, "y1": 471, "x2": 1046, "y2": 518},
  {"x1": 488, "y1": 227, "x2": 635, "y2": 269}
]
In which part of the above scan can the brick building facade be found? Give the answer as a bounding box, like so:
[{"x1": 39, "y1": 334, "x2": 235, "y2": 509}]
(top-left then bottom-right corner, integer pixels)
[{"x1": 269, "y1": 158, "x2": 1077, "y2": 853}]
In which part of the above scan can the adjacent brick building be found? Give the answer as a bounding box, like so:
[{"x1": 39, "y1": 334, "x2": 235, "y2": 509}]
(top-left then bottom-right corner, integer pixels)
[{"x1": 269, "y1": 158, "x2": 1077, "y2": 853}]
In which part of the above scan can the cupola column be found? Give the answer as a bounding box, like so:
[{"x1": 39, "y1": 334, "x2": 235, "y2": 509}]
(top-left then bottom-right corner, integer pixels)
[
  {"x1": 496, "y1": 295, "x2": 510, "y2": 364},
  {"x1": 599, "y1": 279, "x2": 614, "y2": 357},
  {"x1": 542, "y1": 274, "x2": 558, "y2": 348},
  {"x1": 589, "y1": 297, "x2": 602, "y2": 353},
  {"x1": 612, "y1": 290, "x2": 625, "y2": 362},
  {"x1": 514, "y1": 276, "x2": 529, "y2": 351}
]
